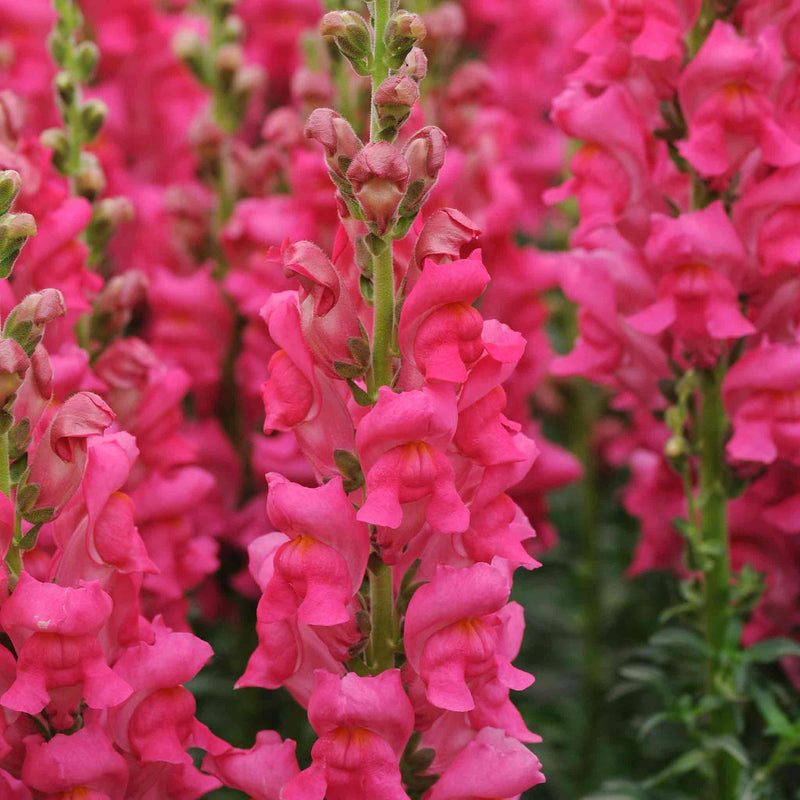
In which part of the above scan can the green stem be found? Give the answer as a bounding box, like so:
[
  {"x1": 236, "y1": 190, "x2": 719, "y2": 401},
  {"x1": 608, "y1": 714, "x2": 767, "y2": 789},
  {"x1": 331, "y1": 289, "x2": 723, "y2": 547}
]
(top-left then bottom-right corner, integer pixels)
[
  {"x1": 367, "y1": 560, "x2": 395, "y2": 672},
  {"x1": 370, "y1": 242, "x2": 394, "y2": 390},
  {"x1": 698, "y1": 366, "x2": 739, "y2": 799},
  {"x1": 365, "y1": 0, "x2": 397, "y2": 673}
]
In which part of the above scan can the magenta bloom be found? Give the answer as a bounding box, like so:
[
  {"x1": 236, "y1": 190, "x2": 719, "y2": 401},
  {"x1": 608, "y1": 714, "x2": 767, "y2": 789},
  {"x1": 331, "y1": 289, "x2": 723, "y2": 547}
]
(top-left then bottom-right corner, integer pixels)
[{"x1": 283, "y1": 670, "x2": 414, "y2": 800}]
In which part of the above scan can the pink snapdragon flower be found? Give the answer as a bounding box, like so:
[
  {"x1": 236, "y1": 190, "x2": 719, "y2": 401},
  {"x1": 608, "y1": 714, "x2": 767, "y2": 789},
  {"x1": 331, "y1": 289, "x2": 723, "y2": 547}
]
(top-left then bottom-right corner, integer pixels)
[
  {"x1": 403, "y1": 562, "x2": 533, "y2": 712},
  {"x1": 256, "y1": 474, "x2": 369, "y2": 626},
  {"x1": 724, "y1": 342, "x2": 800, "y2": 465},
  {"x1": 283, "y1": 670, "x2": 414, "y2": 800},
  {"x1": 678, "y1": 21, "x2": 800, "y2": 178}
]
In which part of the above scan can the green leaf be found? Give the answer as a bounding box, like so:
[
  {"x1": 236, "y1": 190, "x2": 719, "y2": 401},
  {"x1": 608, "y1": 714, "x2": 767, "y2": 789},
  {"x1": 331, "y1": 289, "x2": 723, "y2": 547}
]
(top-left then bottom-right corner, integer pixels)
[
  {"x1": 751, "y1": 685, "x2": 793, "y2": 736},
  {"x1": 643, "y1": 749, "x2": 710, "y2": 789},
  {"x1": 650, "y1": 627, "x2": 711, "y2": 658},
  {"x1": 703, "y1": 735, "x2": 750, "y2": 767},
  {"x1": 744, "y1": 638, "x2": 800, "y2": 664}
]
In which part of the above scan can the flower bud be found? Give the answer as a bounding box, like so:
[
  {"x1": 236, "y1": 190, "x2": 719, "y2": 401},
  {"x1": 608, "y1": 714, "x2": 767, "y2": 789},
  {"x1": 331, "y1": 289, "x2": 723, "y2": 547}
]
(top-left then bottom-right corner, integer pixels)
[
  {"x1": 346, "y1": 142, "x2": 410, "y2": 234},
  {"x1": 320, "y1": 10, "x2": 372, "y2": 73},
  {"x1": 0, "y1": 170, "x2": 22, "y2": 216},
  {"x1": 262, "y1": 107, "x2": 303, "y2": 148},
  {"x1": 0, "y1": 212, "x2": 36, "y2": 279},
  {"x1": 3, "y1": 289, "x2": 67, "y2": 354},
  {"x1": 291, "y1": 68, "x2": 335, "y2": 112},
  {"x1": 79, "y1": 97, "x2": 107, "y2": 142},
  {"x1": 54, "y1": 71, "x2": 77, "y2": 107},
  {"x1": 85, "y1": 196, "x2": 135, "y2": 259},
  {"x1": 399, "y1": 126, "x2": 447, "y2": 217},
  {"x1": 40, "y1": 127, "x2": 70, "y2": 167},
  {"x1": 384, "y1": 10, "x2": 426, "y2": 69},
  {"x1": 305, "y1": 108, "x2": 364, "y2": 187},
  {"x1": 172, "y1": 29, "x2": 209, "y2": 85},
  {"x1": 74, "y1": 40, "x2": 100, "y2": 82},
  {"x1": 373, "y1": 75, "x2": 419, "y2": 139},
  {"x1": 74, "y1": 152, "x2": 106, "y2": 200},
  {"x1": 0, "y1": 339, "x2": 29, "y2": 409},
  {"x1": 398, "y1": 47, "x2": 428, "y2": 83}
]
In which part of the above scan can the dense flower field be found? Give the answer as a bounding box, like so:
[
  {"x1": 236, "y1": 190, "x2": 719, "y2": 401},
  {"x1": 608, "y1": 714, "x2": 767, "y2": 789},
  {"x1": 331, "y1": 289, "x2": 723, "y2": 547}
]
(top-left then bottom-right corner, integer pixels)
[{"x1": 0, "y1": 0, "x2": 798, "y2": 798}]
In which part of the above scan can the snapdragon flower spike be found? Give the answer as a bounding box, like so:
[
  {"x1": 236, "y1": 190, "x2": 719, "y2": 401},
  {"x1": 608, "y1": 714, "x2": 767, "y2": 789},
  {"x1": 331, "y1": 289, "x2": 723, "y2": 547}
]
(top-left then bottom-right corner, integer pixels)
[
  {"x1": 0, "y1": 572, "x2": 132, "y2": 729},
  {"x1": 356, "y1": 385, "x2": 469, "y2": 535},
  {"x1": 257, "y1": 474, "x2": 369, "y2": 626},
  {"x1": 283, "y1": 670, "x2": 414, "y2": 800},
  {"x1": 346, "y1": 142, "x2": 410, "y2": 235},
  {"x1": 403, "y1": 562, "x2": 534, "y2": 712}
]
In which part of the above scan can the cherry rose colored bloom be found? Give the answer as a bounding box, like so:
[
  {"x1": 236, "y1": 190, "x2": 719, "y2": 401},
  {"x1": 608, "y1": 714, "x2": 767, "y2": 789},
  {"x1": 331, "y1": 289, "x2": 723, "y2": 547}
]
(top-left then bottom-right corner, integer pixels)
[
  {"x1": 427, "y1": 726, "x2": 545, "y2": 799},
  {"x1": 723, "y1": 342, "x2": 800, "y2": 465},
  {"x1": 346, "y1": 142, "x2": 410, "y2": 234},
  {"x1": 546, "y1": 84, "x2": 660, "y2": 245},
  {"x1": 257, "y1": 474, "x2": 369, "y2": 626},
  {"x1": 356, "y1": 385, "x2": 469, "y2": 534},
  {"x1": 282, "y1": 670, "x2": 414, "y2": 800},
  {"x1": 733, "y1": 165, "x2": 800, "y2": 278},
  {"x1": 0, "y1": 769, "x2": 30, "y2": 800},
  {"x1": 404, "y1": 562, "x2": 533, "y2": 712},
  {"x1": 282, "y1": 240, "x2": 363, "y2": 375},
  {"x1": 21, "y1": 723, "x2": 128, "y2": 800},
  {"x1": 0, "y1": 573, "x2": 132, "y2": 729},
  {"x1": 23, "y1": 391, "x2": 115, "y2": 520},
  {"x1": 408, "y1": 207, "x2": 481, "y2": 281},
  {"x1": 304, "y1": 108, "x2": 364, "y2": 181},
  {"x1": 260, "y1": 291, "x2": 354, "y2": 477},
  {"x1": 398, "y1": 251, "x2": 489, "y2": 384},
  {"x1": 51, "y1": 431, "x2": 155, "y2": 586},
  {"x1": 108, "y1": 624, "x2": 221, "y2": 768},
  {"x1": 202, "y1": 730, "x2": 300, "y2": 800},
  {"x1": 678, "y1": 21, "x2": 800, "y2": 178},
  {"x1": 627, "y1": 202, "x2": 755, "y2": 348}
]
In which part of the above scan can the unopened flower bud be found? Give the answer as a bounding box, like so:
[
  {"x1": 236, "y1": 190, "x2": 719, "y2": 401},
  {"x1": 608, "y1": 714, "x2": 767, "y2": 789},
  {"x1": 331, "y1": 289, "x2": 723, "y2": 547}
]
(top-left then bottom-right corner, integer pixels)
[
  {"x1": 86, "y1": 196, "x2": 135, "y2": 259},
  {"x1": 222, "y1": 14, "x2": 246, "y2": 43},
  {"x1": 4, "y1": 289, "x2": 67, "y2": 354},
  {"x1": 399, "y1": 126, "x2": 447, "y2": 217},
  {"x1": 74, "y1": 152, "x2": 106, "y2": 200},
  {"x1": 398, "y1": 47, "x2": 428, "y2": 83},
  {"x1": 665, "y1": 436, "x2": 688, "y2": 459},
  {"x1": 320, "y1": 10, "x2": 372, "y2": 73},
  {"x1": 0, "y1": 212, "x2": 36, "y2": 279},
  {"x1": 91, "y1": 270, "x2": 147, "y2": 341},
  {"x1": 216, "y1": 43, "x2": 244, "y2": 89},
  {"x1": 0, "y1": 339, "x2": 29, "y2": 408},
  {"x1": 384, "y1": 10, "x2": 426, "y2": 68},
  {"x1": 172, "y1": 29, "x2": 209, "y2": 84},
  {"x1": 0, "y1": 170, "x2": 22, "y2": 216},
  {"x1": 305, "y1": 108, "x2": 363, "y2": 185},
  {"x1": 54, "y1": 71, "x2": 77, "y2": 106},
  {"x1": 80, "y1": 97, "x2": 107, "y2": 142},
  {"x1": 41, "y1": 127, "x2": 70, "y2": 172},
  {"x1": 346, "y1": 142, "x2": 410, "y2": 235},
  {"x1": 374, "y1": 75, "x2": 419, "y2": 139},
  {"x1": 74, "y1": 40, "x2": 100, "y2": 82}
]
